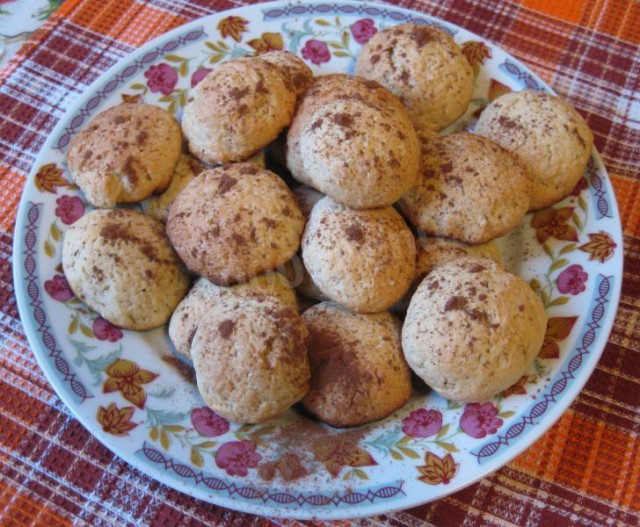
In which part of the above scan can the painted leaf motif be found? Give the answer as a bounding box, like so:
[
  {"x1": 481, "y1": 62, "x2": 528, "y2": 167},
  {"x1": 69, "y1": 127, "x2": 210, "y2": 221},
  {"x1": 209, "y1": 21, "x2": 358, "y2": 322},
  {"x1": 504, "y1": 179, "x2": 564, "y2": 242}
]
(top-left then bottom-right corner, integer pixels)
[
  {"x1": 121, "y1": 93, "x2": 142, "y2": 103},
  {"x1": 546, "y1": 316, "x2": 578, "y2": 340},
  {"x1": 502, "y1": 375, "x2": 530, "y2": 397},
  {"x1": 538, "y1": 337, "x2": 559, "y2": 359},
  {"x1": 217, "y1": 16, "x2": 249, "y2": 42},
  {"x1": 531, "y1": 208, "x2": 578, "y2": 244},
  {"x1": 97, "y1": 403, "x2": 137, "y2": 436},
  {"x1": 103, "y1": 359, "x2": 158, "y2": 409},
  {"x1": 313, "y1": 436, "x2": 377, "y2": 477},
  {"x1": 417, "y1": 452, "x2": 459, "y2": 485},
  {"x1": 248, "y1": 32, "x2": 284, "y2": 54},
  {"x1": 578, "y1": 232, "x2": 617, "y2": 263},
  {"x1": 461, "y1": 40, "x2": 491, "y2": 75},
  {"x1": 35, "y1": 163, "x2": 69, "y2": 193},
  {"x1": 488, "y1": 78, "x2": 512, "y2": 102}
]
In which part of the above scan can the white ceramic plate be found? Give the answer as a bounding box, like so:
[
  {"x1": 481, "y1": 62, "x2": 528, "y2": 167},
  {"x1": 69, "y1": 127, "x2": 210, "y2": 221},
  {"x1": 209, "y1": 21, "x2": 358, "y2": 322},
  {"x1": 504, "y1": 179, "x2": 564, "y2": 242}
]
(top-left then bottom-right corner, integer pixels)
[{"x1": 13, "y1": 1, "x2": 623, "y2": 520}]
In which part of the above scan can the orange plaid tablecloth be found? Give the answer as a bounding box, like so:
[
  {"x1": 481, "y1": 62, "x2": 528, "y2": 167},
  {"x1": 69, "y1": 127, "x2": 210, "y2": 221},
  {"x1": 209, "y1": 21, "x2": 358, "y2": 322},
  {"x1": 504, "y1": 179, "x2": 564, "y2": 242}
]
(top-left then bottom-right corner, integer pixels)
[{"x1": 1, "y1": 0, "x2": 639, "y2": 525}]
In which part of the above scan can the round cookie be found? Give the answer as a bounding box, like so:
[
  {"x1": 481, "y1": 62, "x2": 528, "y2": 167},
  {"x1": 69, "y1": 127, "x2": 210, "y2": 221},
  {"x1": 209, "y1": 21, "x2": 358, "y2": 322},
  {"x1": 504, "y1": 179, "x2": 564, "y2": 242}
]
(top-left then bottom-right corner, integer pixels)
[
  {"x1": 287, "y1": 82, "x2": 420, "y2": 208},
  {"x1": 191, "y1": 297, "x2": 310, "y2": 423},
  {"x1": 67, "y1": 103, "x2": 182, "y2": 208},
  {"x1": 399, "y1": 133, "x2": 531, "y2": 243},
  {"x1": 393, "y1": 236, "x2": 502, "y2": 314},
  {"x1": 259, "y1": 50, "x2": 313, "y2": 97},
  {"x1": 302, "y1": 196, "x2": 416, "y2": 313},
  {"x1": 474, "y1": 90, "x2": 594, "y2": 211},
  {"x1": 402, "y1": 257, "x2": 547, "y2": 402},
  {"x1": 62, "y1": 209, "x2": 190, "y2": 330},
  {"x1": 166, "y1": 163, "x2": 304, "y2": 285},
  {"x1": 355, "y1": 23, "x2": 474, "y2": 132},
  {"x1": 302, "y1": 302, "x2": 411, "y2": 427},
  {"x1": 141, "y1": 153, "x2": 204, "y2": 222},
  {"x1": 182, "y1": 58, "x2": 296, "y2": 164},
  {"x1": 169, "y1": 272, "x2": 297, "y2": 359}
]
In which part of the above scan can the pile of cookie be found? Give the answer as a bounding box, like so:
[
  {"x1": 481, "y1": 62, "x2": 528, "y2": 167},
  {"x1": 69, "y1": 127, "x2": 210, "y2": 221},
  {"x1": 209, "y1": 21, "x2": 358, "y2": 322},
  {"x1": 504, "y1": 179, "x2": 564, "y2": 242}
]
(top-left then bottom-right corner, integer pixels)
[{"x1": 61, "y1": 22, "x2": 594, "y2": 426}]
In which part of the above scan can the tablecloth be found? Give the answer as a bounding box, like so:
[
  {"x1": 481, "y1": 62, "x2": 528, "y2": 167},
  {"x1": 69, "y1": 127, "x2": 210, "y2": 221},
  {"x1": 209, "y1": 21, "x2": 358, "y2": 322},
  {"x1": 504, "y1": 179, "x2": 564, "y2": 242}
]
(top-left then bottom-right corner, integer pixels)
[{"x1": 0, "y1": 0, "x2": 638, "y2": 525}]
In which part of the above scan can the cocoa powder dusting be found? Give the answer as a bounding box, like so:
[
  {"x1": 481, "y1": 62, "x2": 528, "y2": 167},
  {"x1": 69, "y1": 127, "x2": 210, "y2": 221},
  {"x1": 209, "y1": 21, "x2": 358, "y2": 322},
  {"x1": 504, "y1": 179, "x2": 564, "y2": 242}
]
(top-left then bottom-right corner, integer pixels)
[
  {"x1": 218, "y1": 320, "x2": 235, "y2": 339},
  {"x1": 444, "y1": 296, "x2": 468, "y2": 311},
  {"x1": 345, "y1": 223, "x2": 364, "y2": 242},
  {"x1": 218, "y1": 174, "x2": 238, "y2": 195}
]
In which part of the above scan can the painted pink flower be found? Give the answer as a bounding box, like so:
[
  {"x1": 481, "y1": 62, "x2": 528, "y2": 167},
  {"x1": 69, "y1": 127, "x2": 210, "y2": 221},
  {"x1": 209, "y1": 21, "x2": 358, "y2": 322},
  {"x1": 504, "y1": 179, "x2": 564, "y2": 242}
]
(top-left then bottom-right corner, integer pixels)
[
  {"x1": 351, "y1": 18, "x2": 377, "y2": 44},
  {"x1": 301, "y1": 39, "x2": 330, "y2": 65},
  {"x1": 460, "y1": 402, "x2": 503, "y2": 439},
  {"x1": 191, "y1": 407, "x2": 229, "y2": 437},
  {"x1": 54, "y1": 195, "x2": 84, "y2": 225},
  {"x1": 144, "y1": 63, "x2": 178, "y2": 95},
  {"x1": 44, "y1": 274, "x2": 74, "y2": 302},
  {"x1": 93, "y1": 317, "x2": 123, "y2": 342},
  {"x1": 557, "y1": 264, "x2": 588, "y2": 295},
  {"x1": 215, "y1": 440, "x2": 261, "y2": 476},
  {"x1": 190, "y1": 68, "x2": 212, "y2": 88},
  {"x1": 402, "y1": 408, "x2": 443, "y2": 438}
]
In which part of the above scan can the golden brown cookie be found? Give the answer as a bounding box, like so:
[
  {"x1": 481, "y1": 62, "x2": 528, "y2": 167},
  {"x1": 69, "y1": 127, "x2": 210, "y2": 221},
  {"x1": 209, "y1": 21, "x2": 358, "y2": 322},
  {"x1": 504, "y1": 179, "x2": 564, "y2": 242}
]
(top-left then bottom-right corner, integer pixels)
[
  {"x1": 302, "y1": 302, "x2": 411, "y2": 427},
  {"x1": 474, "y1": 90, "x2": 594, "y2": 210},
  {"x1": 399, "y1": 132, "x2": 531, "y2": 243},
  {"x1": 62, "y1": 209, "x2": 190, "y2": 330},
  {"x1": 287, "y1": 75, "x2": 420, "y2": 209},
  {"x1": 356, "y1": 23, "x2": 474, "y2": 132},
  {"x1": 167, "y1": 163, "x2": 304, "y2": 285},
  {"x1": 182, "y1": 58, "x2": 296, "y2": 164},
  {"x1": 67, "y1": 103, "x2": 182, "y2": 208},
  {"x1": 302, "y1": 196, "x2": 416, "y2": 313},
  {"x1": 402, "y1": 257, "x2": 547, "y2": 402},
  {"x1": 191, "y1": 297, "x2": 310, "y2": 423},
  {"x1": 169, "y1": 273, "x2": 297, "y2": 360}
]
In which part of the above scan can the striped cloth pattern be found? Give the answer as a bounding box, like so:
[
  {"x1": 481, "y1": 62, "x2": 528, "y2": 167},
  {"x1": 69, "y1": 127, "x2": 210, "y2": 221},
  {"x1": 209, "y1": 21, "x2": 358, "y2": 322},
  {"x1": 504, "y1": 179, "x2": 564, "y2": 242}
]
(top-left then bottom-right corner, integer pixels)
[{"x1": 0, "y1": 0, "x2": 638, "y2": 525}]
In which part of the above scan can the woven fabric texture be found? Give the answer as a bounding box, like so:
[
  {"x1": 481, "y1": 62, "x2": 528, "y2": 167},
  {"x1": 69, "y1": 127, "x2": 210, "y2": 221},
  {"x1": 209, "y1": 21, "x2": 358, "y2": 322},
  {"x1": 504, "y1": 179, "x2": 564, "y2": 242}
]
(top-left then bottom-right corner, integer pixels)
[{"x1": 0, "y1": 0, "x2": 639, "y2": 525}]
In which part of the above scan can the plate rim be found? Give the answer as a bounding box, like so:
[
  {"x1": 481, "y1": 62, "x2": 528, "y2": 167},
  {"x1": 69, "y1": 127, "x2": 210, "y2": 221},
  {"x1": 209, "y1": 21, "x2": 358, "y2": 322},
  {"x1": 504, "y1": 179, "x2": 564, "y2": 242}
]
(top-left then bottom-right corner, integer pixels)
[{"x1": 11, "y1": 0, "x2": 624, "y2": 520}]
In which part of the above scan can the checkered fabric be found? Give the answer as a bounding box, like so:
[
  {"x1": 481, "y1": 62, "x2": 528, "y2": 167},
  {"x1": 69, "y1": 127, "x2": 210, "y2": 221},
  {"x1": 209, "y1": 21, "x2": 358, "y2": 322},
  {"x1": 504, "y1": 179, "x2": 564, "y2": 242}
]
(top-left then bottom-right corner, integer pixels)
[{"x1": 0, "y1": 0, "x2": 639, "y2": 525}]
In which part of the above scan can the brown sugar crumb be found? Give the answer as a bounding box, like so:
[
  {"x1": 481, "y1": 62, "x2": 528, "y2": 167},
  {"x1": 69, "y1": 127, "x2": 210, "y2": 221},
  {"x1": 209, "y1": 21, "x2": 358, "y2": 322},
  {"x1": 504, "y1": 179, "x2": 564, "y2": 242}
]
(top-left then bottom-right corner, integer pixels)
[
  {"x1": 136, "y1": 130, "x2": 148, "y2": 146},
  {"x1": 92, "y1": 265, "x2": 105, "y2": 283},
  {"x1": 444, "y1": 295, "x2": 467, "y2": 311},
  {"x1": 229, "y1": 86, "x2": 249, "y2": 101},
  {"x1": 497, "y1": 115, "x2": 520, "y2": 130},
  {"x1": 411, "y1": 26, "x2": 437, "y2": 47},
  {"x1": 218, "y1": 319, "x2": 235, "y2": 339},
  {"x1": 345, "y1": 223, "x2": 364, "y2": 242},
  {"x1": 218, "y1": 174, "x2": 238, "y2": 195},
  {"x1": 518, "y1": 304, "x2": 525, "y2": 311},
  {"x1": 261, "y1": 217, "x2": 277, "y2": 229}
]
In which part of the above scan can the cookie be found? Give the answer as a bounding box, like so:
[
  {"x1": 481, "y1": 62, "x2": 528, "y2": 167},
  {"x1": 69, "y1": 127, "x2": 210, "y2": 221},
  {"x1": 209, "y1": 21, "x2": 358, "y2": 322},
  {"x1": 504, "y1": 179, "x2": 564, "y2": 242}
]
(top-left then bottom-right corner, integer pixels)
[
  {"x1": 67, "y1": 103, "x2": 182, "y2": 208},
  {"x1": 62, "y1": 209, "x2": 190, "y2": 330},
  {"x1": 191, "y1": 297, "x2": 310, "y2": 423},
  {"x1": 169, "y1": 272, "x2": 297, "y2": 359},
  {"x1": 402, "y1": 257, "x2": 547, "y2": 402},
  {"x1": 393, "y1": 236, "x2": 502, "y2": 314},
  {"x1": 355, "y1": 23, "x2": 474, "y2": 132},
  {"x1": 259, "y1": 50, "x2": 313, "y2": 97},
  {"x1": 182, "y1": 57, "x2": 296, "y2": 164},
  {"x1": 166, "y1": 163, "x2": 304, "y2": 285},
  {"x1": 399, "y1": 132, "x2": 531, "y2": 243},
  {"x1": 474, "y1": 90, "x2": 594, "y2": 210},
  {"x1": 287, "y1": 75, "x2": 420, "y2": 209},
  {"x1": 141, "y1": 153, "x2": 205, "y2": 222},
  {"x1": 301, "y1": 302, "x2": 411, "y2": 427},
  {"x1": 302, "y1": 196, "x2": 416, "y2": 313}
]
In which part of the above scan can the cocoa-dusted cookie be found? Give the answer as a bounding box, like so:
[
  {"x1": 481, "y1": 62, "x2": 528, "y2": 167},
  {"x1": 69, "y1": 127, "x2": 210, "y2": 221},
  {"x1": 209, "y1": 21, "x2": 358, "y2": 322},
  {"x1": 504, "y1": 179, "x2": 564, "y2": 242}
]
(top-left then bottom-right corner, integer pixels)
[
  {"x1": 393, "y1": 236, "x2": 502, "y2": 314},
  {"x1": 399, "y1": 132, "x2": 531, "y2": 243},
  {"x1": 287, "y1": 75, "x2": 420, "y2": 209},
  {"x1": 62, "y1": 209, "x2": 190, "y2": 330},
  {"x1": 302, "y1": 302, "x2": 411, "y2": 427},
  {"x1": 475, "y1": 90, "x2": 594, "y2": 210},
  {"x1": 302, "y1": 197, "x2": 416, "y2": 313},
  {"x1": 166, "y1": 163, "x2": 304, "y2": 285},
  {"x1": 67, "y1": 103, "x2": 182, "y2": 208},
  {"x1": 356, "y1": 23, "x2": 474, "y2": 132},
  {"x1": 402, "y1": 257, "x2": 547, "y2": 402},
  {"x1": 259, "y1": 50, "x2": 313, "y2": 97},
  {"x1": 169, "y1": 272, "x2": 297, "y2": 360},
  {"x1": 141, "y1": 153, "x2": 204, "y2": 222},
  {"x1": 191, "y1": 297, "x2": 310, "y2": 423},
  {"x1": 182, "y1": 57, "x2": 296, "y2": 164}
]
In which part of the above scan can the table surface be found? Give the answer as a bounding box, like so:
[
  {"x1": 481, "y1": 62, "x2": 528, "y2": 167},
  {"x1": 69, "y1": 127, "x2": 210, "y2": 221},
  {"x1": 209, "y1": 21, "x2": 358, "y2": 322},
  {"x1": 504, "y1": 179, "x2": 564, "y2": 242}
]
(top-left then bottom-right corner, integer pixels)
[{"x1": 1, "y1": 0, "x2": 639, "y2": 525}]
